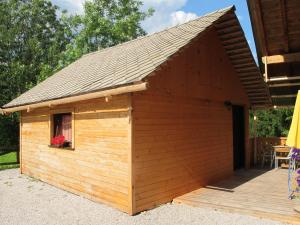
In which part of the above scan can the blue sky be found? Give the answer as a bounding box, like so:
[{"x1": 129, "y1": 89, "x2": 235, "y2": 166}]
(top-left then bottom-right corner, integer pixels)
[{"x1": 51, "y1": 0, "x2": 257, "y2": 60}]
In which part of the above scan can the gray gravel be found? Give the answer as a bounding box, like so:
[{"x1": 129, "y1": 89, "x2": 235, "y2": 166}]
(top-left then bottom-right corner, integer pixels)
[{"x1": 0, "y1": 169, "x2": 289, "y2": 225}]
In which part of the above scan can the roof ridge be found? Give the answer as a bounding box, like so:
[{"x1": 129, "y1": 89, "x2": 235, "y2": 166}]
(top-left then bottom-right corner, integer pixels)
[{"x1": 82, "y1": 5, "x2": 235, "y2": 58}]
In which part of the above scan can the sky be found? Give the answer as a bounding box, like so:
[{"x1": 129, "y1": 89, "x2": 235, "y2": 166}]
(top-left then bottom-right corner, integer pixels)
[{"x1": 51, "y1": 0, "x2": 257, "y2": 60}]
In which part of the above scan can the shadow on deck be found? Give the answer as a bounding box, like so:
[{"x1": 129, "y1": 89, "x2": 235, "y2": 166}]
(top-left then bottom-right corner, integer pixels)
[{"x1": 174, "y1": 169, "x2": 300, "y2": 224}]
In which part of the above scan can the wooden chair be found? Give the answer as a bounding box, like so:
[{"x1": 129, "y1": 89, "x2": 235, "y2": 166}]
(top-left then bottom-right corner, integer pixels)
[{"x1": 261, "y1": 142, "x2": 274, "y2": 168}]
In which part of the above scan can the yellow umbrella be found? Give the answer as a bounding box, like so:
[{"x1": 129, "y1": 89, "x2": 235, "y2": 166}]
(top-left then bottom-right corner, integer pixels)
[
  {"x1": 287, "y1": 90, "x2": 300, "y2": 149},
  {"x1": 286, "y1": 91, "x2": 300, "y2": 213}
]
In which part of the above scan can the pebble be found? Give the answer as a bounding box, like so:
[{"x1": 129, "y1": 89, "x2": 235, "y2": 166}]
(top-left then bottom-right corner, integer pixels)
[{"x1": 0, "y1": 169, "x2": 289, "y2": 225}]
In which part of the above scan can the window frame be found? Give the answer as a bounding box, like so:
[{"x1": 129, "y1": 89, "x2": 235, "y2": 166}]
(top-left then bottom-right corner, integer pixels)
[{"x1": 49, "y1": 108, "x2": 75, "y2": 150}]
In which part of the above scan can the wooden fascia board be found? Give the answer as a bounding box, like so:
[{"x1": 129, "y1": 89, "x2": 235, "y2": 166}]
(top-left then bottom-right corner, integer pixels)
[
  {"x1": 247, "y1": 0, "x2": 268, "y2": 56},
  {"x1": 2, "y1": 82, "x2": 148, "y2": 113},
  {"x1": 262, "y1": 52, "x2": 300, "y2": 64}
]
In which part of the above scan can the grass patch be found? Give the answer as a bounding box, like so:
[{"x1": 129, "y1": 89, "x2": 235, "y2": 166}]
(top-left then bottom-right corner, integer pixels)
[{"x1": 0, "y1": 151, "x2": 19, "y2": 171}]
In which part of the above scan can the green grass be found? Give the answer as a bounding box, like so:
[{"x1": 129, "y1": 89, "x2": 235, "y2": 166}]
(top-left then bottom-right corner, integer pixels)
[{"x1": 0, "y1": 151, "x2": 19, "y2": 170}]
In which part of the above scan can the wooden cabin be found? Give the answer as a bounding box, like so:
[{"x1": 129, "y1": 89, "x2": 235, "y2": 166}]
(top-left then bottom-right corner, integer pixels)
[{"x1": 1, "y1": 6, "x2": 271, "y2": 215}]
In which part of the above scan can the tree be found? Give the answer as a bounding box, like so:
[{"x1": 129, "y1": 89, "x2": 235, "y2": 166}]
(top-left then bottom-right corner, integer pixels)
[
  {"x1": 0, "y1": 0, "x2": 73, "y2": 146},
  {"x1": 249, "y1": 108, "x2": 294, "y2": 137},
  {"x1": 58, "y1": 0, "x2": 154, "y2": 68}
]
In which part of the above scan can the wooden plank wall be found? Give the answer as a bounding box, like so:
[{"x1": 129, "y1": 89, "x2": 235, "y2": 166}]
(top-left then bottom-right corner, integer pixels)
[
  {"x1": 20, "y1": 94, "x2": 132, "y2": 213},
  {"x1": 132, "y1": 28, "x2": 250, "y2": 213}
]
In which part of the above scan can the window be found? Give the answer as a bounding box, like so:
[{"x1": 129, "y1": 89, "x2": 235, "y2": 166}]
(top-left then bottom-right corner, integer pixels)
[{"x1": 50, "y1": 113, "x2": 73, "y2": 149}]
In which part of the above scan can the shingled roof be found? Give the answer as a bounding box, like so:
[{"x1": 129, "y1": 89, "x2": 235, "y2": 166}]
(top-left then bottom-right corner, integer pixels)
[{"x1": 2, "y1": 6, "x2": 270, "y2": 110}]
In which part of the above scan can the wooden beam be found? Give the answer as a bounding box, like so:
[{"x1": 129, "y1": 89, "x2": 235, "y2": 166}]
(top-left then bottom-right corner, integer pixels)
[
  {"x1": 267, "y1": 75, "x2": 300, "y2": 82},
  {"x1": 242, "y1": 81, "x2": 262, "y2": 85},
  {"x1": 221, "y1": 36, "x2": 243, "y2": 44},
  {"x1": 271, "y1": 94, "x2": 297, "y2": 98},
  {"x1": 253, "y1": 110, "x2": 257, "y2": 165},
  {"x1": 19, "y1": 112, "x2": 23, "y2": 173},
  {"x1": 218, "y1": 30, "x2": 243, "y2": 39},
  {"x1": 2, "y1": 82, "x2": 148, "y2": 113},
  {"x1": 233, "y1": 62, "x2": 255, "y2": 68},
  {"x1": 128, "y1": 94, "x2": 135, "y2": 215},
  {"x1": 264, "y1": 56, "x2": 268, "y2": 82},
  {"x1": 229, "y1": 52, "x2": 252, "y2": 59},
  {"x1": 247, "y1": 89, "x2": 267, "y2": 93},
  {"x1": 238, "y1": 72, "x2": 260, "y2": 77},
  {"x1": 280, "y1": 0, "x2": 289, "y2": 53},
  {"x1": 239, "y1": 74, "x2": 260, "y2": 80},
  {"x1": 252, "y1": 100, "x2": 269, "y2": 104},
  {"x1": 217, "y1": 25, "x2": 240, "y2": 34},
  {"x1": 215, "y1": 18, "x2": 237, "y2": 29},
  {"x1": 235, "y1": 67, "x2": 257, "y2": 73},
  {"x1": 224, "y1": 42, "x2": 247, "y2": 49},
  {"x1": 269, "y1": 82, "x2": 300, "y2": 88},
  {"x1": 241, "y1": 79, "x2": 262, "y2": 84},
  {"x1": 262, "y1": 52, "x2": 300, "y2": 64},
  {"x1": 232, "y1": 57, "x2": 253, "y2": 64},
  {"x1": 251, "y1": 96, "x2": 270, "y2": 100},
  {"x1": 245, "y1": 84, "x2": 266, "y2": 88},
  {"x1": 240, "y1": 76, "x2": 261, "y2": 81},
  {"x1": 248, "y1": 0, "x2": 268, "y2": 56},
  {"x1": 226, "y1": 47, "x2": 249, "y2": 55},
  {"x1": 248, "y1": 93, "x2": 268, "y2": 97}
]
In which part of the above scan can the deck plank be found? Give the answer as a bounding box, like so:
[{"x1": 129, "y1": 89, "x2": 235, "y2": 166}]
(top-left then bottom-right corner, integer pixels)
[{"x1": 174, "y1": 169, "x2": 300, "y2": 224}]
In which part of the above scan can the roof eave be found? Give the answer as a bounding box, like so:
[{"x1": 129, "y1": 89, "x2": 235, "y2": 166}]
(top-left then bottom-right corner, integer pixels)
[{"x1": 1, "y1": 82, "x2": 148, "y2": 113}]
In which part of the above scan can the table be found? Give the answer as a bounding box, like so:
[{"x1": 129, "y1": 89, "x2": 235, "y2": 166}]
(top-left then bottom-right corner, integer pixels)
[{"x1": 273, "y1": 145, "x2": 290, "y2": 168}]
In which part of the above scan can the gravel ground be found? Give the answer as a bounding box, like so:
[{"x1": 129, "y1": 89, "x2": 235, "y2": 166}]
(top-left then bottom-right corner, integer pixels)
[{"x1": 0, "y1": 169, "x2": 290, "y2": 225}]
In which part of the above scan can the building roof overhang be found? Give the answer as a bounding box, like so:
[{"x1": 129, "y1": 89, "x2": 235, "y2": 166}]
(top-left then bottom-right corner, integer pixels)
[{"x1": 248, "y1": 0, "x2": 300, "y2": 107}]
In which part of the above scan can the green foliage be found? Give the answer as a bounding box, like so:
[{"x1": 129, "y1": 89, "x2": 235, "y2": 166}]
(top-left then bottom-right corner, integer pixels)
[
  {"x1": 0, "y1": 0, "x2": 73, "y2": 93},
  {"x1": 0, "y1": 0, "x2": 73, "y2": 146},
  {"x1": 0, "y1": 114, "x2": 19, "y2": 146},
  {"x1": 0, "y1": 0, "x2": 152, "y2": 147},
  {"x1": 249, "y1": 108, "x2": 294, "y2": 137}
]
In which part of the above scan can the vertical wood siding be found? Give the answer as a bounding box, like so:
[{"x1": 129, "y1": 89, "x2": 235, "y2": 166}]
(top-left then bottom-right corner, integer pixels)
[
  {"x1": 20, "y1": 95, "x2": 132, "y2": 213},
  {"x1": 132, "y1": 28, "x2": 250, "y2": 213}
]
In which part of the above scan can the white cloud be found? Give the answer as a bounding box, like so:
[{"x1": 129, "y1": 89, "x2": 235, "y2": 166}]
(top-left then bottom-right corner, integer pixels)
[
  {"x1": 170, "y1": 11, "x2": 197, "y2": 27},
  {"x1": 142, "y1": 0, "x2": 187, "y2": 10},
  {"x1": 141, "y1": 0, "x2": 198, "y2": 33},
  {"x1": 51, "y1": 0, "x2": 198, "y2": 33},
  {"x1": 52, "y1": 0, "x2": 85, "y2": 14}
]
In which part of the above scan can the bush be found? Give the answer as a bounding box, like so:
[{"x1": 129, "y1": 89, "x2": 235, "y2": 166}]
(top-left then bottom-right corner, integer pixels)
[{"x1": 249, "y1": 108, "x2": 293, "y2": 137}]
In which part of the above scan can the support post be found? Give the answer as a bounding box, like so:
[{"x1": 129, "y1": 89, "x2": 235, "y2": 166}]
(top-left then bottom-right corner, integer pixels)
[
  {"x1": 253, "y1": 111, "x2": 258, "y2": 165},
  {"x1": 264, "y1": 56, "x2": 268, "y2": 82}
]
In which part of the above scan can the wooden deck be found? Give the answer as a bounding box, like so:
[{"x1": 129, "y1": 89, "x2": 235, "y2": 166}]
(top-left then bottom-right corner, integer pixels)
[{"x1": 174, "y1": 169, "x2": 300, "y2": 224}]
